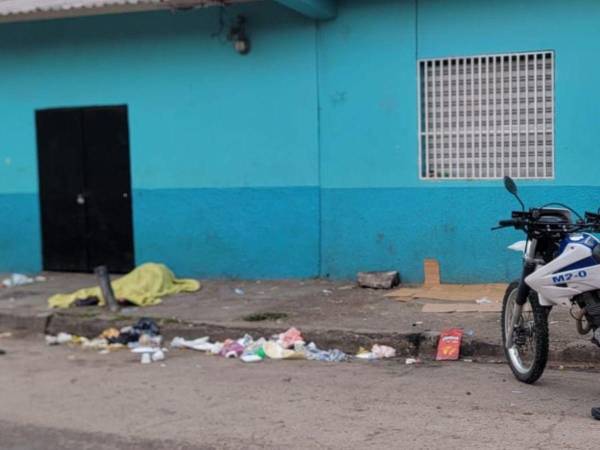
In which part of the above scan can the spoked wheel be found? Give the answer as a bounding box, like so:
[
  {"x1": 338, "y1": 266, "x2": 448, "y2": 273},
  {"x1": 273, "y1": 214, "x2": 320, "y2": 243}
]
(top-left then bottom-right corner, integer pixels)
[{"x1": 501, "y1": 281, "x2": 550, "y2": 384}]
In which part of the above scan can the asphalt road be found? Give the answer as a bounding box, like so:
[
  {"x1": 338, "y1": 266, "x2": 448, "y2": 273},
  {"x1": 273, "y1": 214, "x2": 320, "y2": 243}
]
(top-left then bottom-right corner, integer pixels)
[{"x1": 1, "y1": 337, "x2": 600, "y2": 449}]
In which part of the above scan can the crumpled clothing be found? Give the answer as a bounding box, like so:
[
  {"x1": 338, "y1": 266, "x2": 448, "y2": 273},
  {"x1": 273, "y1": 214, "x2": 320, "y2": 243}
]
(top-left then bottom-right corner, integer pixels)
[
  {"x1": 48, "y1": 263, "x2": 200, "y2": 308},
  {"x1": 304, "y1": 342, "x2": 347, "y2": 362}
]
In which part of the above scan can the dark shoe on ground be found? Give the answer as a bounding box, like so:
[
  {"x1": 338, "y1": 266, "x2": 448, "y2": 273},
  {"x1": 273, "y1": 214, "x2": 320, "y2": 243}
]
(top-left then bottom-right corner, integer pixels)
[{"x1": 592, "y1": 407, "x2": 600, "y2": 420}]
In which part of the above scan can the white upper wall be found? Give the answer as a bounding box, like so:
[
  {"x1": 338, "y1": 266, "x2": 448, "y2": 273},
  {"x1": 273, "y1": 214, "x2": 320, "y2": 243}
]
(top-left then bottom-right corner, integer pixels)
[{"x1": 0, "y1": 0, "x2": 251, "y2": 22}]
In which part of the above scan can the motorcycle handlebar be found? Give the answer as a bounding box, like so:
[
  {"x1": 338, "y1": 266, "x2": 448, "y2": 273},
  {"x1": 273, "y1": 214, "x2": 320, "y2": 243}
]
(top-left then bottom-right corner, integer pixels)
[
  {"x1": 491, "y1": 219, "x2": 521, "y2": 231},
  {"x1": 494, "y1": 213, "x2": 600, "y2": 233},
  {"x1": 499, "y1": 219, "x2": 517, "y2": 227},
  {"x1": 585, "y1": 211, "x2": 600, "y2": 221}
]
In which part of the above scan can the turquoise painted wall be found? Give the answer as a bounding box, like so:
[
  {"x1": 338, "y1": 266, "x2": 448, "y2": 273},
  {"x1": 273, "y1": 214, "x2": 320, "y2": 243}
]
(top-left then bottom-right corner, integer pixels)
[
  {"x1": 1, "y1": 0, "x2": 600, "y2": 281},
  {"x1": 0, "y1": 2, "x2": 321, "y2": 277},
  {"x1": 318, "y1": 0, "x2": 600, "y2": 282}
]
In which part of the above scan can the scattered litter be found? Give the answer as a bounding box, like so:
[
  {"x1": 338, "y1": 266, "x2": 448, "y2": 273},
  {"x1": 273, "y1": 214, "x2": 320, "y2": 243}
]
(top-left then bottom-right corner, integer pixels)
[
  {"x1": 465, "y1": 329, "x2": 475, "y2": 337},
  {"x1": 436, "y1": 328, "x2": 464, "y2": 361},
  {"x1": 412, "y1": 321, "x2": 423, "y2": 327},
  {"x1": 322, "y1": 289, "x2": 333, "y2": 295},
  {"x1": 46, "y1": 322, "x2": 357, "y2": 367},
  {"x1": 81, "y1": 338, "x2": 113, "y2": 350},
  {"x1": 405, "y1": 358, "x2": 420, "y2": 365},
  {"x1": 511, "y1": 390, "x2": 523, "y2": 394},
  {"x1": 241, "y1": 354, "x2": 263, "y2": 363},
  {"x1": 99, "y1": 317, "x2": 162, "y2": 346},
  {"x1": 100, "y1": 328, "x2": 120, "y2": 340},
  {"x1": 132, "y1": 346, "x2": 166, "y2": 364},
  {"x1": 372, "y1": 344, "x2": 396, "y2": 359},
  {"x1": 46, "y1": 318, "x2": 164, "y2": 362},
  {"x1": 48, "y1": 263, "x2": 200, "y2": 308},
  {"x1": 304, "y1": 342, "x2": 347, "y2": 362},
  {"x1": 550, "y1": 321, "x2": 560, "y2": 325},
  {"x1": 355, "y1": 348, "x2": 376, "y2": 360},
  {"x1": 357, "y1": 271, "x2": 400, "y2": 289},
  {"x1": 2, "y1": 273, "x2": 34, "y2": 287},
  {"x1": 263, "y1": 341, "x2": 302, "y2": 360},
  {"x1": 171, "y1": 328, "x2": 348, "y2": 363},
  {"x1": 463, "y1": 359, "x2": 473, "y2": 363},
  {"x1": 219, "y1": 340, "x2": 245, "y2": 358},
  {"x1": 278, "y1": 327, "x2": 304, "y2": 349},
  {"x1": 171, "y1": 336, "x2": 215, "y2": 352},
  {"x1": 133, "y1": 317, "x2": 160, "y2": 336},
  {"x1": 356, "y1": 344, "x2": 396, "y2": 360},
  {"x1": 243, "y1": 337, "x2": 267, "y2": 360},
  {"x1": 234, "y1": 288, "x2": 245, "y2": 295},
  {"x1": 151, "y1": 349, "x2": 165, "y2": 362},
  {"x1": 46, "y1": 332, "x2": 74, "y2": 346},
  {"x1": 337, "y1": 285, "x2": 354, "y2": 291},
  {"x1": 0, "y1": 332, "x2": 12, "y2": 339},
  {"x1": 138, "y1": 333, "x2": 162, "y2": 347},
  {"x1": 475, "y1": 297, "x2": 492, "y2": 305},
  {"x1": 35, "y1": 276, "x2": 47, "y2": 282}
]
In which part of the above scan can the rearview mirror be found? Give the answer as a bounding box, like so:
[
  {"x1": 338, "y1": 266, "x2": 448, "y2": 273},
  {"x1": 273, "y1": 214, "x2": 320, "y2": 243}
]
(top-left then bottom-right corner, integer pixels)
[{"x1": 503, "y1": 176, "x2": 518, "y2": 196}]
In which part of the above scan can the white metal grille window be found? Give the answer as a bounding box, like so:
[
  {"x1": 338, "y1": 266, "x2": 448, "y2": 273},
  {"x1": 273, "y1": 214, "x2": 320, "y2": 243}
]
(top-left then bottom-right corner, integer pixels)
[{"x1": 418, "y1": 51, "x2": 554, "y2": 179}]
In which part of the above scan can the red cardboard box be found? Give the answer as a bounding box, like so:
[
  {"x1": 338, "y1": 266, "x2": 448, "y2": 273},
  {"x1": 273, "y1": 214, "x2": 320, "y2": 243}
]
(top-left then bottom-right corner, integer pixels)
[{"x1": 436, "y1": 328, "x2": 463, "y2": 361}]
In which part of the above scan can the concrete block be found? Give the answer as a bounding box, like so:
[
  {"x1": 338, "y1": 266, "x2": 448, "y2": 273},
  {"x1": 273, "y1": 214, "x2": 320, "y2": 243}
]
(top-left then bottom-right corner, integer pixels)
[{"x1": 357, "y1": 271, "x2": 400, "y2": 289}]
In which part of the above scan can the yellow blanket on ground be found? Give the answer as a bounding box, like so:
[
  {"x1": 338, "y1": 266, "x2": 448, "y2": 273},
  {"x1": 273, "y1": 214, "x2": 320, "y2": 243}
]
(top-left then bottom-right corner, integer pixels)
[{"x1": 48, "y1": 263, "x2": 201, "y2": 308}]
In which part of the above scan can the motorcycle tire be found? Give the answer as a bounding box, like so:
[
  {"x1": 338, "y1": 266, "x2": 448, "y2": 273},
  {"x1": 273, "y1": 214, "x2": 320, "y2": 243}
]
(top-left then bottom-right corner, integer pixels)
[{"x1": 501, "y1": 281, "x2": 550, "y2": 384}]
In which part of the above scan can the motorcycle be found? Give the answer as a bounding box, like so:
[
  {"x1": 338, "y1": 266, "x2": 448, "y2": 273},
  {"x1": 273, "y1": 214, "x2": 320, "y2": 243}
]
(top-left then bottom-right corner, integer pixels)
[{"x1": 495, "y1": 176, "x2": 600, "y2": 383}]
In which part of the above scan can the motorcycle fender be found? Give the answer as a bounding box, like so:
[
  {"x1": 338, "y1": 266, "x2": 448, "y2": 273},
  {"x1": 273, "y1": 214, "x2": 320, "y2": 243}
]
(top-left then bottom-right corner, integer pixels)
[
  {"x1": 508, "y1": 240, "x2": 527, "y2": 253},
  {"x1": 537, "y1": 293, "x2": 555, "y2": 307}
]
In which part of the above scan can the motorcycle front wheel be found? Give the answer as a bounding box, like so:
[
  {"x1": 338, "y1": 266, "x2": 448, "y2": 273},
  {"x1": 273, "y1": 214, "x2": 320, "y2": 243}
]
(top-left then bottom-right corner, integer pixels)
[{"x1": 501, "y1": 281, "x2": 550, "y2": 384}]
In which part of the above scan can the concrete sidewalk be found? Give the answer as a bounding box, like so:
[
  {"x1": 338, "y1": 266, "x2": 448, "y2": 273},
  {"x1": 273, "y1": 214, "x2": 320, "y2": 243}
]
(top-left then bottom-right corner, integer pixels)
[{"x1": 1, "y1": 272, "x2": 599, "y2": 363}]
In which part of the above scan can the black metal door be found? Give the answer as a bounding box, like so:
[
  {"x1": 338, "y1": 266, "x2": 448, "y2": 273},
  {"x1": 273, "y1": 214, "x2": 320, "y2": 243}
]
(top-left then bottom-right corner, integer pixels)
[
  {"x1": 36, "y1": 105, "x2": 134, "y2": 273},
  {"x1": 36, "y1": 109, "x2": 88, "y2": 272},
  {"x1": 82, "y1": 107, "x2": 134, "y2": 272}
]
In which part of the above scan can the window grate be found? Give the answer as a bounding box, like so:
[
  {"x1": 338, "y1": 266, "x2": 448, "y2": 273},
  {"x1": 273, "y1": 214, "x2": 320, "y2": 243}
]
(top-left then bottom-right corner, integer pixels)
[{"x1": 418, "y1": 51, "x2": 554, "y2": 179}]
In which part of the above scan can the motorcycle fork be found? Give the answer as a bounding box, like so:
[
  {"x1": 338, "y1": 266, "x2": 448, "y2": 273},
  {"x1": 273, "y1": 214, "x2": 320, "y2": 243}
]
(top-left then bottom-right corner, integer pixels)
[{"x1": 507, "y1": 239, "x2": 538, "y2": 348}]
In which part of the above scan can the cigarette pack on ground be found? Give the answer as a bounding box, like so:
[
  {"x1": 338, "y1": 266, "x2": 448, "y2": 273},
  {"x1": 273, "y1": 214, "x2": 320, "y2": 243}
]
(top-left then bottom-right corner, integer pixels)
[{"x1": 436, "y1": 328, "x2": 464, "y2": 361}]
